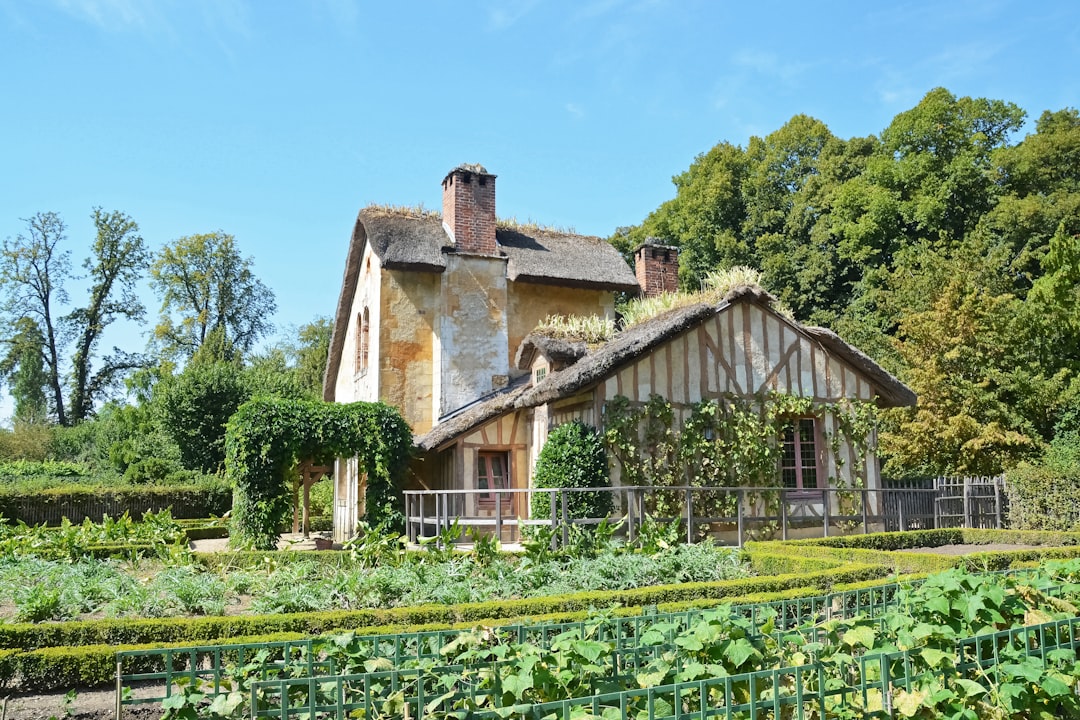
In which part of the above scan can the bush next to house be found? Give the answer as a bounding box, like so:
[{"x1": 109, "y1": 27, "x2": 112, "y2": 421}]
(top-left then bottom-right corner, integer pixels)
[
  {"x1": 530, "y1": 421, "x2": 612, "y2": 520},
  {"x1": 1006, "y1": 431, "x2": 1080, "y2": 530}
]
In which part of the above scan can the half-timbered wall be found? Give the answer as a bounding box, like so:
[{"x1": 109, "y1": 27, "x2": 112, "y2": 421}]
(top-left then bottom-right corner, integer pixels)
[
  {"x1": 456, "y1": 410, "x2": 530, "y2": 517},
  {"x1": 552, "y1": 301, "x2": 881, "y2": 492}
]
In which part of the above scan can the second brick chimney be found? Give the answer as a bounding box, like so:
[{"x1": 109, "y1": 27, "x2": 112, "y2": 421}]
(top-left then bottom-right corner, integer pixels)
[
  {"x1": 442, "y1": 164, "x2": 498, "y2": 255},
  {"x1": 634, "y1": 238, "x2": 680, "y2": 297}
]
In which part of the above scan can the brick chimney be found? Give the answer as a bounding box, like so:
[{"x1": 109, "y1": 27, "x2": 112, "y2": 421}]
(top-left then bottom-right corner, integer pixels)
[
  {"x1": 634, "y1": 239, "x2": 680, "y2": 297},
  {"x1": 442, "y1": 164, "x2": 498, "y2": 255}
]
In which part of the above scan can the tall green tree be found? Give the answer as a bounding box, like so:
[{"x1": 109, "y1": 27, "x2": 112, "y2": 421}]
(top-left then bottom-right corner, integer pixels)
[
  {"x1": 0, "y1": 212, "x2": 70, "y2": 424},
  {"x1": 151, "y1": 232, "x2": 276, "y2": 361},
  {"x1": 0, "y1": 317, "x2": 49, "y2": 423},
  {"x1": 613, "y1": 89, "x2": 1080, "y2": 475},
  {"x1": 66, "y1": 209, "x2": 150, "y2": 423}
]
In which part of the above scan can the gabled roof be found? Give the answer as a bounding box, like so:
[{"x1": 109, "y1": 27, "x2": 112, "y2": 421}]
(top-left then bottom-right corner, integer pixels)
[
  {"x1": 417, "y1": 379, "x2": 531, "y2": 452},
  {"x1": 414, "y1": 285, "x2": 917, "y2": 449},
  {"x1": 513, "y1": 333, "x2": 588, "y2": 371},
  {"x1": 323, "y1": 207, "x2": 639, "y2": 400}
]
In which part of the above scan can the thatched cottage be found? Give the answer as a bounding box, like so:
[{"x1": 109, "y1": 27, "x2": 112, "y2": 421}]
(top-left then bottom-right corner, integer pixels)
[{"x1": 324, "y1": 164, "x2": 915, "y2": 541}]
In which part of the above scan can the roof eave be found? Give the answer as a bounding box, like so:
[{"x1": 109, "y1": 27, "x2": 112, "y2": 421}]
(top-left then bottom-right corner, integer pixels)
[{"x1": 507, "y1": 272, "x2": 642, "y2": 293}]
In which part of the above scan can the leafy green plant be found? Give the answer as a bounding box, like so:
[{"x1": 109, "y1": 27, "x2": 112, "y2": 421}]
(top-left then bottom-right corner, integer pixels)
[
  {"x1": 344, "y1": 520, "x2": 407, "y2": 568},
  {"x1": 225, "y1": 398, "x2": 413, "y2": 549},
  {"x1": 530, "y1": 421, "x2": 612, "y2": 521}
]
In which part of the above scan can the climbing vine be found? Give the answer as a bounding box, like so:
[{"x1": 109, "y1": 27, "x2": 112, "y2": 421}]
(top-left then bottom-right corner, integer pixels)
[
  {"x1": 224, "y1": 398, "x2": 413, "y2": 549},
  {"x1": 603, "y1": 392, "x2": 877, "y2": 535}
]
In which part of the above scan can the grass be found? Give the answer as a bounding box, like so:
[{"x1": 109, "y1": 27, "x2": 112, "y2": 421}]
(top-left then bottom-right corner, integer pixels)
[
  {"x1": 621, "y1": 266, "x2": 794, "y2": 328},
  {"x1": 534, "y1": 314, "x2": 617, "y2": 344}
]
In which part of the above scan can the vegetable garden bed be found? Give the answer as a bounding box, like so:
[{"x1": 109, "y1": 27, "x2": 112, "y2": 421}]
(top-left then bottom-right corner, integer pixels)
[{"x1": 117, "y1": 560, "x2": 1080, "y2": 719}]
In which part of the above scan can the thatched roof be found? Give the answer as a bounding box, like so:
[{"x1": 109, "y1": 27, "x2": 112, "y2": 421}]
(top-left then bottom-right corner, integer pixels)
[
  {"x1": 517, "y1": 300, "x2": 729, "y2": 407},
  {"x1": 498, "y1": 227, "x2": 640, "y2": 292},
  {"x1": 412, "y1": 284, "x2": 915, "y2": 450},
  {"x1": 514, "y1": 333, "x2": 588, "y2": 371},
  {"x1": 518, "y1": 285, "x2": 914, "y2": 410},
  {"x1": 519, "y1": 286, "x2": 914, "y2": 410},
  {"x1": 416, "y1": 379, "x2": 531, "y2": 452}
]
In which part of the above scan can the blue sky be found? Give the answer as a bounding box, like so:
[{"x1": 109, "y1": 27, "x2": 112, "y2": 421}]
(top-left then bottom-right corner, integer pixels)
[{"x1": 1, "y1": 0, "x2": 1078, "y2": 391}]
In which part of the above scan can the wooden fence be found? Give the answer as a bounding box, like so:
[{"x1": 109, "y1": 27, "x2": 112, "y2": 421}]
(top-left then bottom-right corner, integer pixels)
[
  {"x1": 407, "y1": 475, "x2": 1007, "y2": 548},
  {"x1": 933, "y1": 474, "x2": 1006, "y2": 529},
  {"x1": 0, "y1": 487, "x2": 232, "y2": 526}
]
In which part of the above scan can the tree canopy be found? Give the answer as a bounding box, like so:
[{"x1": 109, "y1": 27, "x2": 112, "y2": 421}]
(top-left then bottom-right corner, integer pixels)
[
  {"x1": 150, "y1": 231, "x2": 276, "y2": 362},
  {"x1": 615, "y1": 88, "x2": 1080, "y2": 476}
]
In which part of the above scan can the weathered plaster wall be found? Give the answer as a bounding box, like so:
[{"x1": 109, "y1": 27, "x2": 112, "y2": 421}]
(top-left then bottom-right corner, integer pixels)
[
  {"x1": 333, "y1": 245, "x2": 382, "y2": 541},
  {"x1": 439, "y1": 254, "x2": 509, "y2": 419},
  {"x1": 379, "y1": 268, "x2": 439, "y2": 434},
  {"x1": 333, "y1": 244, "x2": 382, "y2": 405},
  {"x1": 506, "y1": 283, "x2": 615, "y2": 376}
]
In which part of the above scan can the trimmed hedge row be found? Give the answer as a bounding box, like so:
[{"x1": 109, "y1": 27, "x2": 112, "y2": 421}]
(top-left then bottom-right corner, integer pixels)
[
  {"x1": 786, "y1": 528, "x2": 1080, "y2": 551},
  {"x1": 0, "y1": 484, "x2": 232, "y2": 525},
  {"x1": 0, "y1": 561, "x2": 884, "y2": 652},
  {"x1": 747, "y1": 528, "x2": 1080, "y2": 575}
]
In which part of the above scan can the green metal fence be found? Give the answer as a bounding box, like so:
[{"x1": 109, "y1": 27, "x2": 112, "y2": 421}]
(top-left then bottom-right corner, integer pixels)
[
  {"x1": 114, "y1": 569, "x2": 1057, "y2": 716},
  {"x1": 247, "y1": 615, "x2": 1080, "y2": 720}
]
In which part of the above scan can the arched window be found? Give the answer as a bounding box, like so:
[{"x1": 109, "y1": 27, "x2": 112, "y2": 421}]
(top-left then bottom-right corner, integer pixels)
[
  {"x1": 355, "y1": 308, "x2": 370, "y2": 374},
  {"x1": 360, "y1": 308, "x2": 370, "y2": 373}
]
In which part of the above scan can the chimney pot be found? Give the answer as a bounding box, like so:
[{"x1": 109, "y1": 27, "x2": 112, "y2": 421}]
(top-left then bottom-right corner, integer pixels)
[
  {"x1": 442, "y1": 164, "x2": 498, "y2": 255},
  {"x1": 634, "y1": 237, "x2": 680, "y2": 297}
]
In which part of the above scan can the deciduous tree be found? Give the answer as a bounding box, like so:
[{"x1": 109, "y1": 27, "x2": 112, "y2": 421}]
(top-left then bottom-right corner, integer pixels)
[{"x1": 151, "y1": 232, "x2": 276, "y2": 361}]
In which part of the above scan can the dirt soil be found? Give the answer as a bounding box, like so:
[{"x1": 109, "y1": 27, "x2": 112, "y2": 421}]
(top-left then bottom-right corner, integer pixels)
[
  {"x1": 3, "y1": 534, "x2": 337, "y2": 719},
  {"x1": 897, "y1": 543, "x2": 1041, "y2": 555},
  {"x1": 1, "y1": 687, "x2": 162, "y2": 720}
]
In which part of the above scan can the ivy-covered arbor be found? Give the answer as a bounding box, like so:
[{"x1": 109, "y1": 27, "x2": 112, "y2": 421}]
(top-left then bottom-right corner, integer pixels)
[{"x1": 224, "y1": 398, "x2": 412, "y2": 549}]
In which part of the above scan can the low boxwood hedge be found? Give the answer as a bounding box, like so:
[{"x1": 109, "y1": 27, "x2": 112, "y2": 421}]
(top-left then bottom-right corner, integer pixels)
[
  {"x1": 0, "y1": 561, "x2": 886, "y2": 652},
  {"x1": 0, "y1": 563, "x2": 890, "y2": 692}
]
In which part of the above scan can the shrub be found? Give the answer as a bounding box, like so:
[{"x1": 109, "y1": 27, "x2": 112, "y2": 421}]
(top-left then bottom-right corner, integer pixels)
[
  {"x1": 159, "y1": 361, "x2": 250, "y2": 474},
  {"x1": 1006, "y1": 432, "x2": 1080, "y2": 530},
  {"x1": 530, "y1": 421, "x2": 612, "y2": 520}
]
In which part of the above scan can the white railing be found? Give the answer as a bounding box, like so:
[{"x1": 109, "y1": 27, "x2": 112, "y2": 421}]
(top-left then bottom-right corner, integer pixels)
[{"x1": 403, "y1": 484, "x2": 951, "y2": 548}]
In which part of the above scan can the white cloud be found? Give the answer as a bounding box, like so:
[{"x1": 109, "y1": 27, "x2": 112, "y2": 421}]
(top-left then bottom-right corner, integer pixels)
[
  {"x1": 51, "y1": 0, "x2": 156, "y2": 31},
  {"x1": 311, "y1": 0, "x2": 357, "y2": 31},
  {"x1": 486, "y1": 0, "x2": 540, "y2": 31},
  {"x1": 565, "y1": 102, "x2": 585, "y2": 118}
]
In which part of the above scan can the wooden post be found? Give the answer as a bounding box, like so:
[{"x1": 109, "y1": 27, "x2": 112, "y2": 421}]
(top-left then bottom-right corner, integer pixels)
[
  {"x1": 685, "y1": 488, "x2": 693, "y2": 544},
  {"x1": 495, "y1": 491, "x2": 503, "y2": 542},
  {"x1": 994, "y1": 479, "x2": 1003, "y2": 530},
  {"x1": 736, "y1": 489, "x2": 745, "y2": 548},
  {"x1": 933, "y1": 483, "x2": 940, "y2": 529},
  {"x1": 862, "y1": 488, "x2": 869, "y2": 535},
  {"x1": 115, "y1": 659, "x2": 123, "y2": 720},
  {"x1": 780, "y1": 489, "x2": 788, "y2": 542},
  {"x1": 967, "y1": 479, "x2": 976, "y2": 528},
  {"x1": 898, "y1": 497, "x2": 905, "y2": 532},
  {"x1": 626, "y1": 487, "x2": 636, "y2": 543}
]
